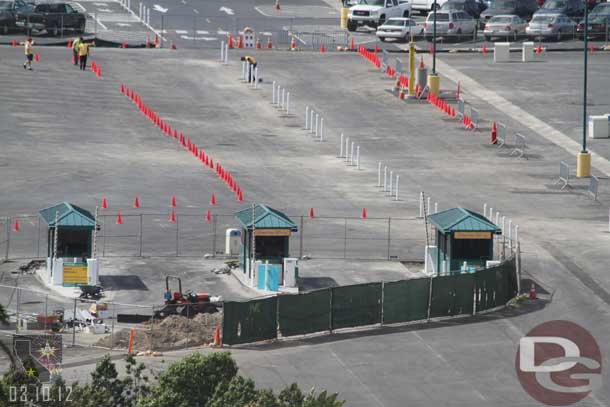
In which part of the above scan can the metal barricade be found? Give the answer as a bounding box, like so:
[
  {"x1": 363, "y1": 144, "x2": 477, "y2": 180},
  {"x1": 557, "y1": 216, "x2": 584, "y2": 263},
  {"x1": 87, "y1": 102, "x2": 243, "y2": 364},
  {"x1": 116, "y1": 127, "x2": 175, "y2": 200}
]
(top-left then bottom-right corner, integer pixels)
[
  {"x1": 588, "y1": 176, "x2": 599, "y2": 201},
  {"x1": 510, "y1": 133, "x2": 527, "y2": 159},
  {"x1": 470, "y1": 108, "x2": 479, "y2": 130},
  {"x1": 496, "y1": 122, "x2": 506, "y2": 148},
  {"x1": 457, "y1": 99, "x2": 465, "y2": 119},
  {"x1": 556, "y1": 161, "x2": 570, "y2": 190}
]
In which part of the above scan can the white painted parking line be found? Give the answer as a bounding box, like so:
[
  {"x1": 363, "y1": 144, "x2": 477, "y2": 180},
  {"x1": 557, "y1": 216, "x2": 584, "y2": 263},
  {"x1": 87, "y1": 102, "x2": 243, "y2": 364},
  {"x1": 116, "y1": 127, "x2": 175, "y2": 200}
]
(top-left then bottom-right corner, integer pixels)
[
  {"x1": 254, "y1": 6, "x2": 270, "y2": 17},
  {"x1": 97, "y1": 8, "x2": 113, "y2": 12},
  {"x1": 74, "y1": 1, "x2": 109, "y2": 30},
  {"x1": 193, "y1": 8, "x2": 199, "y2": 14},
  {"x1": 115, "y1": 22, "x2": 131, "y2": 26},
  {"x1": 153, "y1": 4, "x2": 168, "y2": 13},
  {"x1": 179, "y1": 35, "x2": 218, "y2": 41},
  {"x1": 219, "y1": 6, "x2": 234, "y2": 15},
  {"x1": 175, "y1": 29, "x2": 188, "y2": 34},
  {"x1": 93, "y1": 2, "x2": 108, "y2": 5},
  {"x1": 205, "y1": 18, "x2": 211, "y2": 23},
  {"x1": 217, "y1": 29, "x2": 229, "y2": 35},
  {"x1": 196, "y1": 30, "x2": 208, "y2": 34}
]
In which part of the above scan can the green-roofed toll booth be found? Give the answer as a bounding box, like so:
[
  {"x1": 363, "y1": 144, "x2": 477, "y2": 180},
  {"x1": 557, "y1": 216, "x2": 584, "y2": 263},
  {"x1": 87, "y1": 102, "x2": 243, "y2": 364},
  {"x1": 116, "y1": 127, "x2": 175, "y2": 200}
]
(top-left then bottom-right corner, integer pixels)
[
  {"x1": 234, "y1": 204, "x2": 299, "y2": 292},
  {"x1": 427, "y1": 207, "x2": 501, "y2": 275},
  {"x1": 39, "y1": 202, "x2": 99, "y2": 286}
]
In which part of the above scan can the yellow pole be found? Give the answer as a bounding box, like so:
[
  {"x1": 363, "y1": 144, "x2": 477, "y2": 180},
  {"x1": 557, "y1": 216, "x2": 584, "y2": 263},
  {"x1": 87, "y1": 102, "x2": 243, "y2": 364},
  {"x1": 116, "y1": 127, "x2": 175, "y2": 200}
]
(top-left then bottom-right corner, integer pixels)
[
  {"x1": 407, "y1": 39, "x2": 415, "y2": 98},
  {"x1": 576, "y1": 152, "x2": 591, "y2": 177},
  {"x1": 340, "y1": 8, "x2": 349, "y2": 29}
]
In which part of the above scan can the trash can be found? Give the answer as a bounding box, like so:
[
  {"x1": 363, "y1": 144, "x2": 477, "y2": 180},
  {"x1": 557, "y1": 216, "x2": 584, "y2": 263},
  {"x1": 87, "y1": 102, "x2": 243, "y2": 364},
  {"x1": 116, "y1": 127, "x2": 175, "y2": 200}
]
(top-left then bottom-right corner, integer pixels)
[
  {"x1": 588, "y1": 115, "x2": 610, "y2": 139},
  {"x1": 494, "y1": 42, "x2": 510, "y2": 63},
  {"x1": 522, "y1": 41, "x2": 534, "y2": 63},
  {"x1": 225, "y1": 229, "x2": 242, "y2": 255}
]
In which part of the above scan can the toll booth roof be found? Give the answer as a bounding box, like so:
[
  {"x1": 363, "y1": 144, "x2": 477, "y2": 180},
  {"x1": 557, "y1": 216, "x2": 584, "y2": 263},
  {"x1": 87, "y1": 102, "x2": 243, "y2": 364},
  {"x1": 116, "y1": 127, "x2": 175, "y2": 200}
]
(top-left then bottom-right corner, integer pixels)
[
  {"x1": 234, "y1": 204, "x2": 298, "y2": 231},
  {"x1": 39, "y1": 202, "x2": 96, "y2": 229},
  {"x1": 427, "y1": 207, "x2": 501, "y2": 234}
]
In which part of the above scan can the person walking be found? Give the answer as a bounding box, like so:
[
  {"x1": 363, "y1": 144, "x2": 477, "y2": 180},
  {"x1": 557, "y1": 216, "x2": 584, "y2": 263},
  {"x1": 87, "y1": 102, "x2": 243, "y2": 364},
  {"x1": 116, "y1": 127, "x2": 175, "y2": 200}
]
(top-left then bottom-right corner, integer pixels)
[
  {"x1": 77, "y1": 38, "x2": 94, "y2": 71},
  {"x1": 71, "y1": 36, "x2": 81, "y2": 66},
  {"x1": 21, "y1": 37, "x2": 34, "y2": 70},
  {"x1": 240, "y1": 55, "x2": 257, "y2": 83}
]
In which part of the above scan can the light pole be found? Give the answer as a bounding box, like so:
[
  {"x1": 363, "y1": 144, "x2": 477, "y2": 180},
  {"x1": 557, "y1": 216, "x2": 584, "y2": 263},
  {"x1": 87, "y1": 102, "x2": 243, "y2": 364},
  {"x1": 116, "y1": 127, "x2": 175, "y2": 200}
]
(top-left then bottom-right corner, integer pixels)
[
  {"x1": 577, "y1": 2, "x2": 591, "y2": 177},
  {"x1": 428, "y1": 0, "x2": 440, "y2": 96}
]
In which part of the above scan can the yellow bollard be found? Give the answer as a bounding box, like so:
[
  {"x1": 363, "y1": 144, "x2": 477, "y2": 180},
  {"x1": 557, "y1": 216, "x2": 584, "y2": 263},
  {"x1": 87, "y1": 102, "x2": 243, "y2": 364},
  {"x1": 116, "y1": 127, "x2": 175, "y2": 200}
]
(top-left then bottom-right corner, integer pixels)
[
  {"x1": 428, "y1": 74, "x2": 440, "y2": 97},
  {"x1": 407, "y1": 40, "x2": 415, "y2": 98},
  {"x1": 576, "y1": 152, "x2": 591, "y2": 177},
  {"x1": 340, "y1": 8, "x2": 349, "y2": 29}
]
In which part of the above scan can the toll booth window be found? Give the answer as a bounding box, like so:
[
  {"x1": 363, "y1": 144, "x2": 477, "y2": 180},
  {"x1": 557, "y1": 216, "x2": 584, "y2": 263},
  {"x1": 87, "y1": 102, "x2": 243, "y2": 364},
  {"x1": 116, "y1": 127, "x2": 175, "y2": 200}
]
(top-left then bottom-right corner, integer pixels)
[
  {"x1": 57, "y1": 230, "x2": 90, "y2": 258},
  {"x1": 255, "y1": 236, "x2": 285, "y2": 258},
  {"x1": 452, "y1": 238, "x2": 490, "y2": 261}
]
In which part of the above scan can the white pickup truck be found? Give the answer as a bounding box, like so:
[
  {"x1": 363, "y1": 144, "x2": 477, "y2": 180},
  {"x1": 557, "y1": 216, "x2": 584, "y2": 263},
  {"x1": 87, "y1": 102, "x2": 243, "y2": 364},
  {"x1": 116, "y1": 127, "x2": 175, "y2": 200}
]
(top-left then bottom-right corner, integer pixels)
[
  {"x1": 348, "y1": 0, "x2": 412, "y2": 31},
  {"x1": 410, "y1": 0, "x2": 449, "y2": 14}
]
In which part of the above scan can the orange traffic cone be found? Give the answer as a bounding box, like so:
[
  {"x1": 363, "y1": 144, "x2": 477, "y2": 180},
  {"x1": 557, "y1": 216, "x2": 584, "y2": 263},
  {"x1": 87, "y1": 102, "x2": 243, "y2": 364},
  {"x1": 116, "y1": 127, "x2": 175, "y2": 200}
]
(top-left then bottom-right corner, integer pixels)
[
  {"x1": 115, "y1": 212, "x2": 123, "y2": 225},
  {"x1": 227, "y1": 34, "x2": 233, "y2": 49},
  {"x1": 101, "y1": 197, "x2": 108, "y2": 209},
  {"x1": 361, "y1": 208, "x2": 367, "y2": 219},
  {"x1": 133, "y1": 196, "x2": 140, "y2": 209},
  {"x1": 122, "y1": 41, "x2": 126, "y2": 49},
  {"x1": 290, "y1": 36, "x2": 296, "y2": 50},
  {"x1": 34, "y1": 53, "x2": 39, "y2": 62},
  {"x1": 482, "y1": 43, "x2": 487, "y2": 54},
  {"x1": 213, "y1": 326, "x2": 221, "y2": 346},
  {"x1": 267, "y1": 36, "x2": 273, "y2": 49},
  {"x1": 419, "y1": 56, "x2": 424, "y2": 69},
  {"x1": 309, "y1": 207, "x2": 315, "y2": 219},
  {"x1": 12, "y1": 219, "x2": 19, "y2": 232},
  {"x1": 490, "y1": 121, "x2": 497, "y2": 144},
  {"x1": 154, "y1": 35, "x2": 159, "y2": 48},
  {"x1": 529, "y1": 283, "x2": 536, "y2": 300},
  {"x1": 169, "y1": 209, "x2": 176, "y2": 223},
  {"x1": 170, "y1": 195, "x2": 176, "y2": 208},
  {"x1": 171, "y1": 41, "x2": 176, "y2": 50},
  {"x1": 394, "y1": 77, "x2": 401, "y2": 91},
  {"x1": 349, "y1": 37, "x2": 354, "y2": 51},
  {"x1": 429, "y1": 44, "x2": 433, "y2": 54},
  {"x1": 535, "y1": 44, "x2": 542, "y2": 55},
  {"x1": 146, "y1": 36, "x2": 150, "y2": 48},
  {"x1": 320, "y1": 43, "x2": 325, "y2": 54},
  {"x1": 274, "y1": 0, "x2": 280, "y2": 10},
  {"x1": 399, "y1": 88, "x2": 405, "y2": 100},
  {"x1": 236, "y1": 35, "x2": 243, "y2": 48},
  {"x1": 12, "y1": 38, "x2": 16, "y2": 47},
  {"x1": 205, "y1": 209, "x2": 211, "y2": 223},
  {"x1": 67, "y1": 39, "x2": 72, "y2": 48},
  {"x1": 256, "y1": 37, "x2": 261, "y2": 49},
  {"x1": 210, "y1": 193, "x2": 216, "y2": 206},
  {"x1": 589, "y1": 44, "x2": 595, "y2": 54}
]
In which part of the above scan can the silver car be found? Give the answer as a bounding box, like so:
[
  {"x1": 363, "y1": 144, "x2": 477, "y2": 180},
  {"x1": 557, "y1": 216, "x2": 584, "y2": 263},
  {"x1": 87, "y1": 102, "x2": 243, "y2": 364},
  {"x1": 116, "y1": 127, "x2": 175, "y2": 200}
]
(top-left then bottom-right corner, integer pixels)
[
  {"x1": 424, "y1": 11, "x2": 477, "y2": 39},
  {"x1": 483, "y1": 14, "x2": 527, "y2": 40},
  {"x1": 526, "y1": 13, "x2": 576, "y2": 40}
]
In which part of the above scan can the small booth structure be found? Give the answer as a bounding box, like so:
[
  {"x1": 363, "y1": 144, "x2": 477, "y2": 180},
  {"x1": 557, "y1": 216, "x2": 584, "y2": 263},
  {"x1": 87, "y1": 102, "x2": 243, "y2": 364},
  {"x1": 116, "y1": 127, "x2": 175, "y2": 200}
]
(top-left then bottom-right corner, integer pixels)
[
  {"x1": 426, "y1": 207, "x2": 501, "y2": 275},
  {"x1": 38, "y1": 202, "x2": 99, "y2": 287},
  {"x1": 234, "y1": 204, "x2": 299, "y2": 293}
]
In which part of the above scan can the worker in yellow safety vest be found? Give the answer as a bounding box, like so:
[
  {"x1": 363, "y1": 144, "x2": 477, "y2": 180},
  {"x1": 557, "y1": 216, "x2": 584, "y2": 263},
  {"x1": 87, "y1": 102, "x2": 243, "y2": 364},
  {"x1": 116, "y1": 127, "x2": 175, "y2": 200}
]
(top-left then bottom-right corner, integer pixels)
[
  {"x1": 20, "y1": 37, "x2": 34, "y2": 70},
  {"x1": 77, "y1": 37, "x2": 95, "y2": 71},
  {"x1": 240, "y1": 55, "x2": 257, "y2": 83},
  {"x1": 71, "y1": 36, "x2": 81, "y2": 66}
]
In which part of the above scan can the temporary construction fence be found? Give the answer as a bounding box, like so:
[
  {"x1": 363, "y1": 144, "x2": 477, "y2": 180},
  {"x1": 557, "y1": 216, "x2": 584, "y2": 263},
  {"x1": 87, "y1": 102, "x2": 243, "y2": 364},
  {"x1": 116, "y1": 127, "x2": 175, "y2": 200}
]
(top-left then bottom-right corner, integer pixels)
[
  {"x1": 0, "y1": 212, "x2": 425, "y2": 262},
  {"x1": 222, "y1": 257, "x2": 518, "y2": 345}
]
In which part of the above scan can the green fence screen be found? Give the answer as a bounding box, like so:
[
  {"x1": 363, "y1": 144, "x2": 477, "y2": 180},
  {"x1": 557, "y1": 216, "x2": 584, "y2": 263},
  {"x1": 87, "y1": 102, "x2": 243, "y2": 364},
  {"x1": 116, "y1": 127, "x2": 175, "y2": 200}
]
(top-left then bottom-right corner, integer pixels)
[
  {"x1": 383, "y1": 279, "x2": 430, "y2": 324},
  {"x1": 331, "y1": 283, "x2": 382, "y2": 330},
  {"x1": 278, "y1": 289, "x2": 331, "y2": 337},
  {"x1": 429, "y1": 273, "x2": 475, "y2": 318},
  {"x1": 222, "y1": 297, "x2": 278, "y2": 345}
]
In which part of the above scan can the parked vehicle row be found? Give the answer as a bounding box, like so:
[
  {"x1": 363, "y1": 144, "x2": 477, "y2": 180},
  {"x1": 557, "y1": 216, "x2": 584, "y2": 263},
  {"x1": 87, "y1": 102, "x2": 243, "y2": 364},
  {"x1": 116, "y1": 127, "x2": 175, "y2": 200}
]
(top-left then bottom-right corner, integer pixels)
[{"x1": 0, "y1": 1, "x2": 86, "y2": 35}]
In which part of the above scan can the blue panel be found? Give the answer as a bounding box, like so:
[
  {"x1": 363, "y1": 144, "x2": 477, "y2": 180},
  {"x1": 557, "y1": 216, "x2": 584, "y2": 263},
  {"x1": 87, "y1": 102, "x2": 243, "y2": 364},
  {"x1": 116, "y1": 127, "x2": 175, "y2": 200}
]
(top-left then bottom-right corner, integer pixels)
[
  {"x1": 257, "y1": 264, "x2": 281, "y2": 291},
  {"x1": 257, "y1": 264, "x2": 266, "y2": 290}
]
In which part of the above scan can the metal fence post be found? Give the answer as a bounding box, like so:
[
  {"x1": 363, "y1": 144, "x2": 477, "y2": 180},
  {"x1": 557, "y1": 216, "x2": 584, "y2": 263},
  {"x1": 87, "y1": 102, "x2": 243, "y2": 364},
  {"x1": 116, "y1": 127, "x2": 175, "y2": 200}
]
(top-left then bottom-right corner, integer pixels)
[
  {"x1": 329, "y1": 288, "x2": 333, "y2": 334},
  {"x1": 72, "y1": 297, "x2": 77, "y2": 346},
  {"x1": 176, "y1": 215, "x2": 179, "y2": 256},
  {"x1": 150, "y1": 305, "x2": 155, "y2": 351},
  {"x1": 139, "y1": 214, "x2": 143, "y2": 257},
  {"x1": 212, "y1": 215, "x2": 217, "y2": 257},
  {"x1": 15, "y1": 287, "x2": 20, "y2": 333},
  {"x1": 380, "y1": 281, "x2": 385, "y2": 326},
  {"x1": 299, "y1": 216, "x2": 304, "y2": 259},
  {"x1": 36, "y1": 216, "x2": 41, "y2": 258},
  {"x1": 102, "y1": 215, "x2": 106, "y2": 257},
  {"x1": 426, "y1": 276, "x2": 433, "y2": 322},
  {"x1": 5, "y1": 218, "x2": 11, "y2": 261},
  {"x1": 343, "y1": 218, "x2": 348, "y2": 259},
  {"x1": 387, "y1": 217, "x2": 391, "y2": 260},
  {"x1": 111, "y1": 304, "x2": 115, "y2": 350}
]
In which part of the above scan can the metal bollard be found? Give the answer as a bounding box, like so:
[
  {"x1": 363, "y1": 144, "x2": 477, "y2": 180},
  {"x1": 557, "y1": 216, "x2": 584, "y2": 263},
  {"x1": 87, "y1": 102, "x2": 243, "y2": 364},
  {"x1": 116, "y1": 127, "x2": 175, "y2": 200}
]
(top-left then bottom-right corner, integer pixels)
[
  {"x1": 286, "y1": 92, "x2": 290, "y2": 113},
  {"x1": 515, "y1": 224, "x2": 519, "y2": 245},
  {"x1": 356, "y1": 146, "x2": 360, "y2": 169},
  {"x1": 508, "y1": 219, "x2": 513, "y2": 251},
  {"x1": 224, "y1": 43, "x2": 228, "y2": 65},
  {"x1": 139, "y1": 3, "x2": 142, "y2": 19},
  {"x1": 282, "y1": 88, "x2": 286, "y2": 109},
  {"x1": 305, "y1": 106, "x2": 309, "y2": 129},
  {"x1": 419, "y1": 192, "x2": 424, "y2": 217},
  {"x1": 495, "y1": 212, "x2": 500, "y2": 225},
  {"x1": 272, "y1": 81, "x2": 277, "y2": 104},
  {"x1": 310, "y1": 110, "x2": 315, "y2": 134},
  {"x1": 389, "y1": 171, "x2": 393, "y2": 195},
  {"x1": 434, "y1": 202, "x2": 438, "y2": 214},
  {"x1": 394, "y1": 175, "x2": 399, "y2": 201},
  {"x1": 146, "y1": 8, "x2": 150, "y2": 25},
  {"x1": 345, "y1": 137, "x2": 349, "y2": 162},
  {"x1": 427, "y1": 197, "x2": 431, "y2": 215},
  {"x1": 319, "y1": 117, "x2": 324, "y2": 141},
  {"x1": 253, "y1": 68, "x2": 258, "y2": 89},
  {"x1": 489, "y1": 208, "x2": 493, "y2": 222},
  {"x1": 221, "y1": 41, "x2": 226, "y2": 62},
  {"x1": 378, "y1": 162, "x2": 382, "y2": 187},
  {"x1": 483, "y1": 203, "x2": 487, "y2": 218},
  {"x1": 339, "y1": 133, "x2": 344, "y2": 157},
  {"x1": 350, "y1": 142, "x2": 354, "y2": 165},
  {"x1": 383, "y1": 166, "x2": 387, "y2": 191},
  {"x1": 314, "y1": 114, "x2": 319, "y2": 137}
]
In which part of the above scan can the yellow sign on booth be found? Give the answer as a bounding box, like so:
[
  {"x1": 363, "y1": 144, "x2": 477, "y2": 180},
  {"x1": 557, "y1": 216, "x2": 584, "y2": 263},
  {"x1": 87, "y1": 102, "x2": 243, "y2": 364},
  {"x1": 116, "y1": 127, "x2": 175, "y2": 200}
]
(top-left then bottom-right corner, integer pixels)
[
  {"x1": 63, "y1": 262, "x2": 88, "y2": 285},
  {"x1": 454, "y1": 232, "x2": 492, "y2": 240}
]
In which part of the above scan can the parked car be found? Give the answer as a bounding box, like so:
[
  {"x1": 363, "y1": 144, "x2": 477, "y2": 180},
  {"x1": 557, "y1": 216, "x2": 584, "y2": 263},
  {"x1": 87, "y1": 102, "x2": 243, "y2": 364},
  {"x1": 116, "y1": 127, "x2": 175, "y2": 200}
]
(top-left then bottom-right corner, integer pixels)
[
  {"x1": 526, "y1": 12, "x2": 576, "y2": 39},
  {"x1": 411, "y1": 0, "x2": 450, "y2": 14},
  {"x1": 577, "y1": 2, "x2": 610, "y2": 38},
  {"x1": 348, "y1": 0, "x2": 412, "y2": 31},
  {"x1": 0, "y1": 0, "x2": 32, "y2": 34},
  {"x1": 535, "y1": 0, "x2": 585, "y2": 18},
  {"x1": 483, "y1": 14, "x2": 527, "y2": 39},
  {"x1": 440, "y1": 0, "x2": 484, "y2": 17},
  {"x1": 15, "y1": 2, "x2": 86, "y2": 36},
  {"x1": 376, "y1": 17, "x2": 423, "y2": 40},
  {"x1": 424, "y1": 10, "x2": 478, "y2": 39},
  {"x1": 480, "y1": 0, "x2": 538, "y2": 22}
]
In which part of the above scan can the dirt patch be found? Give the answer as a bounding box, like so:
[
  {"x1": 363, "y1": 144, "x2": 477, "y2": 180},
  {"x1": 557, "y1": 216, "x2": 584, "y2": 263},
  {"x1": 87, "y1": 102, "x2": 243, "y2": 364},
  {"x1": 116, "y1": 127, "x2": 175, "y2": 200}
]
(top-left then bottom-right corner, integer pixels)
[{"x1": 96, "y1": 312, "x2": 222, "y2": 351}]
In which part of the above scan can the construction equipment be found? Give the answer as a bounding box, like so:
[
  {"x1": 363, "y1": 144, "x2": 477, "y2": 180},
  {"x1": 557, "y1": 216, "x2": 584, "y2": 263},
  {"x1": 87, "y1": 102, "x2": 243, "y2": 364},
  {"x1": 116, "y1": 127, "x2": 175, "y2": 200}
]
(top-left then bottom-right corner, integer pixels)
[{"x1": 154, "y1": 276, "x2": 219, "y2": 319}]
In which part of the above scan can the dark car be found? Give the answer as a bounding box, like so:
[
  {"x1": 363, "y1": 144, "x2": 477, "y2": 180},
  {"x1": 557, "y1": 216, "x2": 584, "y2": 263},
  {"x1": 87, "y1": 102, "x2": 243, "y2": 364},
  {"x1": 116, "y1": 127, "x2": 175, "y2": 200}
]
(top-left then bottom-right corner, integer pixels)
[
  {"x1": 0, "y1": 0, "x2": 32, "y2": 34},
  {"x1": 577, "y1": 2, "x2": 610, "y2": 38},
  {"x1": 15, "y1": 2, "x2": 86, "y2": 36},
  {"x1": 480, "y1": 0, "x2": 538, "y2": 21},
  {"x1": 534, "y1": 0, "x2": 585, "y2": 18},
  {"x1": 440, "y1": 0, "x2": 484, "y2": 17}
]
